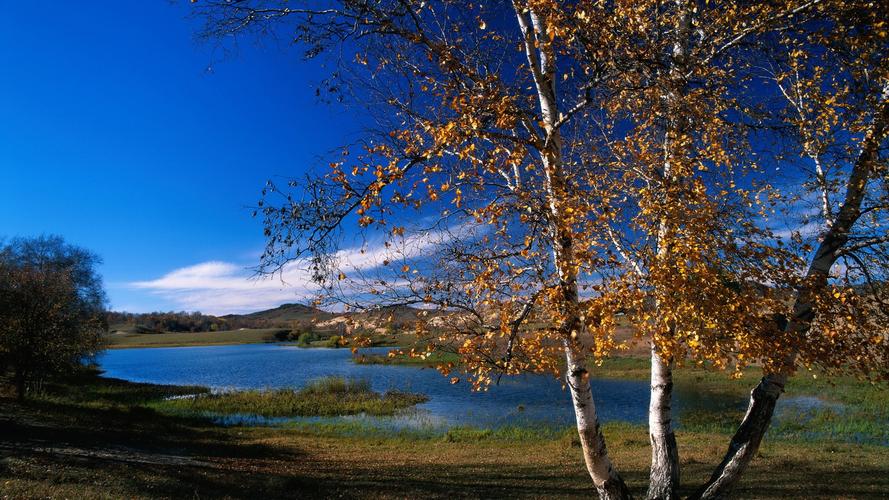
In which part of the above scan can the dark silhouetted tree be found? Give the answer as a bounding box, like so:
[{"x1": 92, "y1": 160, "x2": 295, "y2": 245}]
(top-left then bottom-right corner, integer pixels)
[{"x1": 0, "y1": 236, "x2": 107, "y2": 399}]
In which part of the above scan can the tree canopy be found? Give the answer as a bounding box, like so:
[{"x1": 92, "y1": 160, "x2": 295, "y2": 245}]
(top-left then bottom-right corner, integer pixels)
[
  {"x1": 0, "y1": 236, "x2": 107, "y2": 398},
  {"x1": 193, "y1": 1, "x2": 887, "y2": 498}
]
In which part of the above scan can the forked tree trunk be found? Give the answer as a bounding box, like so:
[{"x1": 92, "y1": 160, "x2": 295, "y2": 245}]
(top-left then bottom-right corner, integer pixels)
[
  {"x1": 565, "y1": 342, "x2": 633, "y2": 500},
  {"x1": 696, "y1": 80, "x2": 888, "y2": 500},
  {"x1": 647, "y1": 348, "x2": 679, "y2": 500}
]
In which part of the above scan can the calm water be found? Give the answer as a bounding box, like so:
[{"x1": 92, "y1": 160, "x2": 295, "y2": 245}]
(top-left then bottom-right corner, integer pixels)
[
  {"x1": 98, "y1": 343, "x2": 650, "y2": 430},
  {"x1": 97, "y1": 343, "x2": 821, "y2": 432}
]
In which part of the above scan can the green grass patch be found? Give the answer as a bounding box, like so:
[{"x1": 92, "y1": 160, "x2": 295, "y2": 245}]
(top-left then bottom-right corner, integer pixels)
[
  {"x1": 156, "y1": 376, "x2": 428, "y2": 417},
  {"x1": 105, "y1": 328, "x2": 292, "y2": 349},
  {"x1": 589, "y1": 356, "x2": 889, "y2": 444},
  {"x1": 3, "y1": 368, "x2": 888, "y2": 499},
  {"x1": 35, "y1": 367, "x2": 209, "y2": 409},
  {"x1": 352, "y1": 350, "x2": 461, "y2": 366}
]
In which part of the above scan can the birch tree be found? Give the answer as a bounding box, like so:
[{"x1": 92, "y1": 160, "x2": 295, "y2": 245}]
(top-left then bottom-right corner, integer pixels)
[
  {"x1": 696, "y1": 3, "x2": 889, "y2": 496},
  {"x1": 196, "y1": 2, "x2": 637, "y2": 495},
  {"x1": 570, "y1": 1, "x2": 838, "y2": 496},
  {"x1": 193, "y1": 1, "x2": 887, "y2": 498}
]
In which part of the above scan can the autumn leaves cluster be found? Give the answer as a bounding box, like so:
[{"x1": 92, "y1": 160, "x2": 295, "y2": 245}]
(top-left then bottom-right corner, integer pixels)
[{"x1": 202, "y1": 1, "x2": 888, "y2": 386}]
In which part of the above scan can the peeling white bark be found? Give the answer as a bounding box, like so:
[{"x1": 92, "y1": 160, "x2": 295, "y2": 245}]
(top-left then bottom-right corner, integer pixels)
[
  {"x1": 565, "y1": 341, "x2": 633, "y2": 500},
  {"x1": 647, "y1": 348, "x2": 679, "y2": 500},
  {"x1": 647, "y1": 2, "x2": 692, "y2": 497},
  {"x1": 512, "y1": 3, "x2": 631, "y2": 497}
]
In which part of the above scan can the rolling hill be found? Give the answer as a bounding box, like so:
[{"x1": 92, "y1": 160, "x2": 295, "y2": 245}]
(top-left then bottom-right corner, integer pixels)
[{"x1": 221, "y1": 303, "x2": 334, "y2": 324}]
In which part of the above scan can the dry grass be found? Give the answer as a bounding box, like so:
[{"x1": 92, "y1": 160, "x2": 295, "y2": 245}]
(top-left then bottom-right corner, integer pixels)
[
  {"x1": 1, "y1": 371, "x2": 887, "y2": 499},
  {"x1": 105, "y1": 328, "x2": 290, "y2": 348}
]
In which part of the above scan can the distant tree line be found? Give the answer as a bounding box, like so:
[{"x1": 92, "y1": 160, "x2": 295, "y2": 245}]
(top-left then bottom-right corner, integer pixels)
[
  {"x1": 105, "y1": 312, "x2": 319, "y2": 333},
  {"x1": 106, "y1": 311, "x2": 232, "y2": 333}
]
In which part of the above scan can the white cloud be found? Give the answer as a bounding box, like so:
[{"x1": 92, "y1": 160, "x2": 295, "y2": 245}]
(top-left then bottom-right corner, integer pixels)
[
  {"x1": 128, "y1": 225, "x2": 473, "y2": 315},
  {"x1": 130, "y1": 260, "x2": 317, "y2": 315},
  {"x1": 771, "y1": 220, "x2": 824, "y2": 241}
]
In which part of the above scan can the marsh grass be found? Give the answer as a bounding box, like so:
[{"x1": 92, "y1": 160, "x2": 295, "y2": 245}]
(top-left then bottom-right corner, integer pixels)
[
  {"x1": 588, "y1": 356, "x2": 889, "y2": 444},
  {"x1": 156, "y1": 376, "x2": 428, "y2": 417},
  {"x1": 352, "y1": 351, "x2": 461, "y2": 366},
  {"x1": 3, "y1": 368, "x2": 888, "y2": 499},
  {"x1": 348, "y1": 351, "x2": 889, "y2": 443}
]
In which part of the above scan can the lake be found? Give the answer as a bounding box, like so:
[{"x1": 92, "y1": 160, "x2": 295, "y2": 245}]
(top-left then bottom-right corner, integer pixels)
[
  {"x1": 97, "y1": 343, "x2": 812, "y2": 432},
  {"x1": 98, "y1": 343, "x2": 653, "y2": 430}
]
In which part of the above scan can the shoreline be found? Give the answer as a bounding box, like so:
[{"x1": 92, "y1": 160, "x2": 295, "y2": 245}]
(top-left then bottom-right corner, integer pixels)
[
  {"x1": 2, "y1": 369, "x2": 887, "y2": 498},
  {"x1": 105, "y1": 328, "x2": 409, "y2": 350}
]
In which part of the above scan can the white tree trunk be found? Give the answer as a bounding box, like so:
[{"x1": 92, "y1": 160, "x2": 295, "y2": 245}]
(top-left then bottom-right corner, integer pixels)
[
  {"x1": 647, "y1": 348, "x2": 679, "y2": 500},
  {"x1": 565, "y1": 341, "x2": 633, "y2": 500},
  {"x1": 695, "y1": 372, "x2": 786, "y2": 500},
  {"x1": 511, "y1": 4, "x2": 632, "y2": 498},
  {"x1": 647, "y1": 0, "x2": 693, "y2": 500},
  {"x1": 647, "y1": 0, "x2": 691, "y2": 493}
]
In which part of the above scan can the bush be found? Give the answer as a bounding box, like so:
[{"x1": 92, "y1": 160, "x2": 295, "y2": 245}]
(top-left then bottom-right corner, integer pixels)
[
  {"x1": 302, "y1": 376, "x2": 371, "y2": 395},
  {"x1": 296, "y1": 331, "x2": 317, "y2": 346}
]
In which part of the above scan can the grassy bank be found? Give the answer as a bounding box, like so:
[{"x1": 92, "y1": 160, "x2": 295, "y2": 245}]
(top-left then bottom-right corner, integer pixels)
[
  {"x1": 1, "y1": 370, "x2": 887, "y2": 498},
  {"x1": 105, "y1": 328, "x2": 292, "y2": 349},
  {"x1": 158, "y1": 377, "x2": 427, "y2": 417},
  {"x1": 587, "y1": 356, "x2": 889, "y2": 444},
  {"x1": 106, "y1": 328, "x2": 415, "y2": 350},
  {"x1": 352, "y1": 350, "x2": 461, "y2": 367}
]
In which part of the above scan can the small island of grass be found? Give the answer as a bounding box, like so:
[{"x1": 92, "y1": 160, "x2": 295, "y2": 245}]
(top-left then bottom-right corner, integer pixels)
[
  {"x1": 158, "y1": 376, "x2": 428, "y2": 417},
  {"x1": 352, "y1": 351, "x2": 461, "y2": 367}
]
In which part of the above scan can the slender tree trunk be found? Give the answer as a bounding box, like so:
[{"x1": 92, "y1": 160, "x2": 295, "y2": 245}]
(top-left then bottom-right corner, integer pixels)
[
  {"x1": 14, "y1": 366, "x2": 26, "y2": 400},
  {"x1": 694, "y1": 372, "x2": 786, "y2": 499},
  {"x1": 511, "y1": 5, "x2": 632, "y2": 497},
  {"x1": 566, "y1": 342, "x2": 633, "y2": 499},
  {"x1": 696, "y1": 282, "x2": 825, "y2": 499},
  {"x1": 647, "y1": 2, "x2": 692, "y2": 494},
  {"x1": 647, "y1": 348, "x2": 679, "y2": 500},
  {"x1": 697, "y1": 80, "x2": 888, "y2": 500}
]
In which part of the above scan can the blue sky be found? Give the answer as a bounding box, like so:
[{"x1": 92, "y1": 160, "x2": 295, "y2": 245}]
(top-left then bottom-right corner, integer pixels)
[
  {"x1": 0, "y1": 2, "x2": 363, "y2": 314},
  {"x1": 0, "y1": 3, "x2": 828, "y2": 315}
]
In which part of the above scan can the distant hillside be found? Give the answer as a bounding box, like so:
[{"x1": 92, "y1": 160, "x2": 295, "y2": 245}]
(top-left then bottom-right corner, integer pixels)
[
  {"x1": 222, "y1": 303, "x2": 333, "y2": 324},
  {"x1": 106, "y1": 303, "x2": 438, "y2": 335},
  {"x1": 350, "y1": 304, "x2": 429, "y2": 322},
  {"x1": 107, "y1": 303, "x2": 329, "y2": 334}
]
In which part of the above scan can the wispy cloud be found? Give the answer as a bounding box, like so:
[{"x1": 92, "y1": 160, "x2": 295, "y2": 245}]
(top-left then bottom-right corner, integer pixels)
[
  {"x1": 130, "y1": 261, "x2": 317, "y2": 315},
  {"x1": 128, "y1": 226, "x2": 469, "y2": 315},
  {"x1": 771, "y1": 220, "x2": 824, "y2": 241}
]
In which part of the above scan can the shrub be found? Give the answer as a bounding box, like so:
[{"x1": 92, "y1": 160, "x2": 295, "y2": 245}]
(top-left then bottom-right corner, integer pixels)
[{"x1": 296, "y1": 331, "x2": 317, "y2": 346}]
